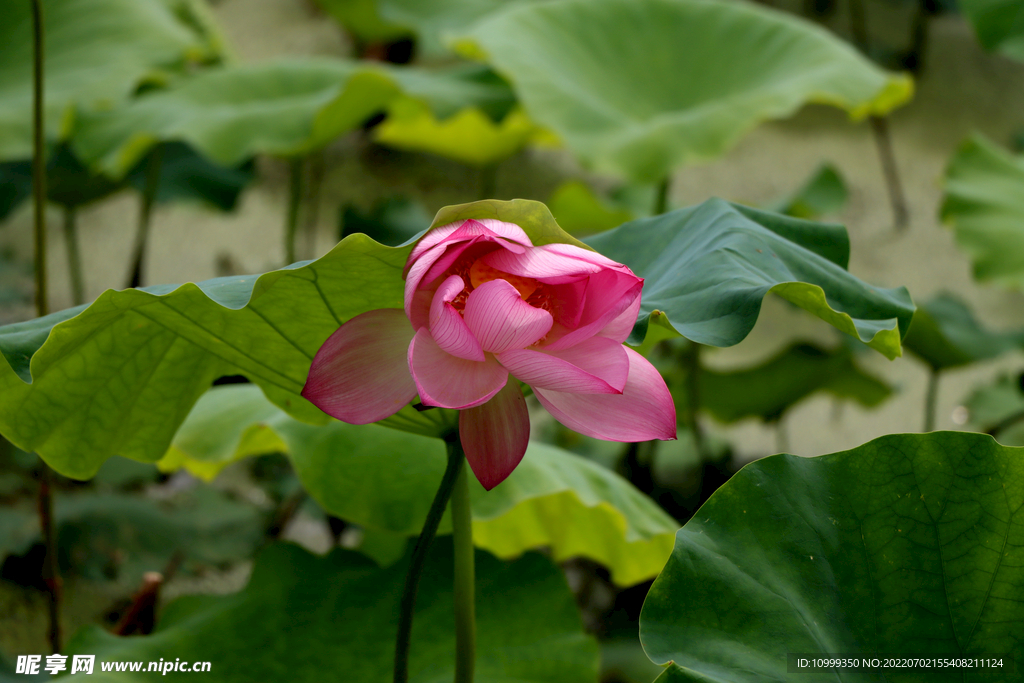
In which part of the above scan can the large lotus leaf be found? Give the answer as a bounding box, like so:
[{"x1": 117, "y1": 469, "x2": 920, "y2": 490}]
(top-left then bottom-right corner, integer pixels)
[
  {"x1": 584, "y1": 199, "x2": 915, "y2": 359},
  {"x1": 454, "y1": 0, "x2": 913, "y2": 184},
  {"x1": 965, "y1": 374, "x2": 1024, "y2": 447},
  {"x1": 0, "y1": 200, "x2": 577, "y2": 480},
  {"x1": 941, "y1": 134, "x2": 1024, "y2": 288},
  {"x1": 161, "y1": 384, "x2": 678, "y2": 586},
  {"x1": 959, "y1": 0, "x2": 1024, "y2": 61},
  {"x1": 903, "y1": 292, "x2": 1024, "y2": 370},
  {"x1": 382, "y1": 62, "x2": 518, "y2": 121},
  {"x1": 641, "y1": 431, "x2": 1024, "y2": 682},
  {"x1": 0, "y1": 0, "x2": 220, "y2": 161},
  {"x1": 696, "y1": 342, "x2": 892, "y2": 423},
  {"x1": 64, "y1": 541, "x2": 599, "y2": 682},
  {"x1": 71, "y1": 59, "x2": 403, "y2": 178},
  {"x1": 379, "y1": 0, "x2": 519, "y2": 57},
  {"x1": 313, "y1": 0, "x2": 414, "y2": 44}
]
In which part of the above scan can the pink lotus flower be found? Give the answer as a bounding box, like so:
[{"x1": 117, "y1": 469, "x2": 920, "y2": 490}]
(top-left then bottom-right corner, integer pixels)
[{"x1": 302, "y1": 218, "x2": 676, "y2": 489}]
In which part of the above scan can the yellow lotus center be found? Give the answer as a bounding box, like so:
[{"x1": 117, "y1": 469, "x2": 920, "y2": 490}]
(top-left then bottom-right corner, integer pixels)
[{"x1": 469, "y1": 259, "x2": 538, "y2": 300}]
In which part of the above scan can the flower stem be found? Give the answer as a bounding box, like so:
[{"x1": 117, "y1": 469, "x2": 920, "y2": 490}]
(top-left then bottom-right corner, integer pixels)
[
  {"x1": 924, "y1": 366, "x2": 940, "y2": 432},
  {"x1": 393, "y1": 436, "x2": 465, "y2": 683},
  {"x1": 284, "y1": 157, "x2": 303, "y2": 264},
  {"x1": 450, "y1": 449, "x2": 476, "y2": 683},
  {"x1": 478, "y1": 163, "x2": 498, "y2": 201},
  {"x1": 127, "y1": 144, "x2": 163, "y2": 289},
  {"x1": 63, "y1": 206, "x2": 84, "y2": 306}
]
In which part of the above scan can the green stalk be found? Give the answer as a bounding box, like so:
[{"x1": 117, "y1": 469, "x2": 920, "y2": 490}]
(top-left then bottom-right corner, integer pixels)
[
  {"x1": 63, "y1": 206, "x2": 84, "y2": 306},
  {"x1": 31, "y1": 0, "x2": 61, "y2": 654},
  {"x1": 924, "y1": 366, "x2": 940, "y2": 432},
  {"x1": 127, "y1": 144, "x2": 163, "y2": 289},
  {"x1": 450, "y1": 452, "x2": 476, "y2": 683},
  {"x1": 654, "y1": 176, "x2": 671, "y2": 215},
  {"x1": 284, "y1": 157, "x2": 303, "y2": 264},
  {"x1": 31, "y1": 0, "x2": 47, "y2": 317},
  {"x1": 394, "y1": 436, "x2": 465, "y2": 683}
]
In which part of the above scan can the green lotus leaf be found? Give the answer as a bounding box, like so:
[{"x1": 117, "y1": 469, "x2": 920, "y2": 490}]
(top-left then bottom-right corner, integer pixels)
[
  {"x1": 641, "y1": 431, "x2": 1024, "y2": 682},
  {"x1": 380, "y1": 0, "x2": 518, "y2": 57},
  {"x1": 694, "y1": 342, "x2": 892, "y2": 423},
  {"x1": 903, "y1": 292, "x2": 1024, "y2": 370},
  {"x1": 454, "y1": 0, "x2": 913, "y2": 183},
  {"x1": 313, "y1": 0, "x2": 414, "y2": 45},
  {"x1": 941, "y1": 133, "x2": 1024, "y2": 288},
  {"x1": 162, "y1": 384, "x2": 678, "y2": 586},
  {"x1": 64, "y1": 541, "x2": 599, "y2": 682},
  {"x1": 585, "y1": 199, "x2": 915, "y2": 359},
  {"x1": 766, "y1": 163, "x2": 849, "y2": 220},
  {"x1": 0, "y1": 200, "x2": 576, "y2": 480},
  {"x1": 959, "y1": 0, "x2": 1024, "y2": 61},
  {"x1": 72, "y1": 59, "x2": 403, "y2": 178},
  {"x1": 0, "y1": 0, "x2": 221, "y2": 161},
  {"x1": 548, "y1": 180, "x2": 635, "y2": 236}
]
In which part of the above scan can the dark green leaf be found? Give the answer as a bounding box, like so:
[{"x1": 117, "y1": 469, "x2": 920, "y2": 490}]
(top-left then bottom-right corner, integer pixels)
[
  {"x1": 903, "y1": 293, "x2": 1024, "y2": 370},
  {"x1": 959, "y1": 0, "x2": 1024, "y2": 61},
  {"x1": 340, "y1": 196, "x2": 433, "y2": 246},
  {"x1": 964, "y1": 373, "x2": 1024, "y2": 446},
  {"x1": 585, "y1": 199, "x2": 914, "y2": 358},
  {"x1": 695, "y1": 342, "x2": 892, "y2": 423},
  {"x1": 548, "y1": 180, "x2": 635, "y2": 236},
  {"x1": 65, "y1": 541, "x2": 599, "y2": 682},
  {"x1": 642, "y1": 431, "x2": 1024, "y2": 682}
]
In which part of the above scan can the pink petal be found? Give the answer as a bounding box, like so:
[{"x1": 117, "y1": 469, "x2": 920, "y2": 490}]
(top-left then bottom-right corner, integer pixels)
[
  {"x1": 482, "y1": 243, "x2": 605, "y2": 282},
  {"x1": 463, "y1": 279, "x2": 553, "y2": 353},
  {"x1": 408, "y1": 328, "x2": 508, "y2": 409},
  {"x1": 544, "y1": 271, "x2": 643, "y2": 351},
  {"x1": 405, "y1": 241, "x2": 449, "y2": 318},
  {"x1": 408, "y1": 287, "x2": 434, "y2": 331},
  {"x1": 596, "y1": 290, "x2": 643, "y2": 344},
  {"x1": 406, "y1": 218, "x2": 531, "y2": 271},
  {"x1": 302, "y1": 309, "x2": 417, "y2": 424},
  {"x1": 497, "y1": 337, "x2": 628, "y2": 394},
  {"x1": 533, "y1": 347, "x2": 677, "y2": 441},
  {"x1": 430, "y1": 275, "x2": 484, "y2": 361},
  {"x1": 460, "y1": 378, "x2": 530, "y2": 490}
]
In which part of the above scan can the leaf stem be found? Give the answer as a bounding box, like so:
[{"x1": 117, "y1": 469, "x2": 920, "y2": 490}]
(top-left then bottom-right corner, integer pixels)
[
  {"x1": 63, "y1": 206, "x2": 84, "y2": 306},
  {"x1": 869, "y1": 116, "x2": 909, "y2": 231},
  {"x1": 654, "y1": 176, "x2": 671, "y2": 215},
  {"x1": 450, "y1": 450, "x2": 476, "y2": 683},
  {"x1": 127, "y1": 144, "x2": 164, "y2": 289},
  {"x1": 285, "y1": 157, "x2": 303, "y2": 264},
  {"x1": 924, "y1": 366, "x2": 940, "y2": 432},
  {"x1": 31, "y1": 0, "x2": 47, "y2": 317},
  {"x1": 393, "y1": 435, "x2": 465, "y2": 683},
  {"x1": 31, "y1": 0, "x2": 62, "y2": 655}
]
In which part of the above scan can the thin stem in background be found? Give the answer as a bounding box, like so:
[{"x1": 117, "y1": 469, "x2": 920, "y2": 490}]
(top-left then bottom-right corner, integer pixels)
[
  {"x1": 478, "y1": 163, "x2": 498, "y2": 201},
  {"x1": 394, "y1": 436, "x2": 466, "y2": 683},
  {"x1": 682, "y1": 341, "x2": 707, "y2": 461},
  {"x1": 924, "y1": 366, "x2": 940, "y2": 432},
  {"x1": 63, "y1": 206, "x2": 84, "y2": 306},
  {"x1": 31, "y1": 0, "x2": 62, "y2": 655},
  {"x1": 870, "y1": 116, "x2": 909, "y2": 231},
  {"x1": 31, "y1": 0, "x2": 47, "y2": 317},
  {"x1": 654, "y1": 176, "x2": 671, "y2": 215},
  {"x1": 450, "y1": 451, "x2": 476, "y2": 683},
  {"x1": 847, "y1": 0, "x2": 910, "y2": 232},
  {"x1": 127, "y1": 144, "x2": 164, "y2": 289},
  {"x1": 284, "y1": 157, "x2": 304, "y2": 265}
]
